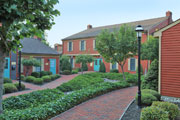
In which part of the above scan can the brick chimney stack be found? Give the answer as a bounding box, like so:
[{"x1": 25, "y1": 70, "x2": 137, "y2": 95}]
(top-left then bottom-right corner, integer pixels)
[
  {"x1": 87, "y1": 24, "x2": 92, "y2": 29},
  {"x1": 166, "y1": 11, "x2": 173, "y2": 24}
]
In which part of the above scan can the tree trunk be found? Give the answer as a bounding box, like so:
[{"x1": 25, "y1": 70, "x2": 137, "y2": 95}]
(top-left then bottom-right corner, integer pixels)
[
  {"x1": 120, "y1": 65, "x2": 126, "y2": 81},
  {"x1": 0, "y1": 49, "x2": 5, "y2": 114}
]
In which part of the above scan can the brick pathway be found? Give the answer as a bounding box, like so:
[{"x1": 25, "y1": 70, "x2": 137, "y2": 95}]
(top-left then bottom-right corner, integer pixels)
[
  {"x1": 3, "y1": 74, "x2": 80, "y2": 99},
  {"x1": 51, "y1": 86, "x2": 137, "y2": 120}
]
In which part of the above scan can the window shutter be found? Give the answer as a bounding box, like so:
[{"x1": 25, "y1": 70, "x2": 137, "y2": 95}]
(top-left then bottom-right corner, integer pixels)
[
  {"x1": 41, "y1": 58, "x2": 44, "y2": 71},
  {"x1": 21, "y1": 58, "x2": 24, "y2": 73},
  {"x1": 128, "y1": 59, "x2": 130, "y2": 71},
  {"x1": 67, "y1": 42, "x2": 69, "y2": 51},
  {"x1": 135, "y1": 58, "x2": 138, "y2": 70},
  {"x1": 72, "y1": 42, "x2": 73, "y2": 51},
  {"x1": 110, "y1": 63, "x2": 112, "y2": 70},
  {"x1": 93, "y1": 40, "x2": 95, "y2": 49},
  {"x1": 79, "y1": 41, "x2": 81, "y2": 51},
  {"x1": 84, "y1": 40, "x2": 86, "y2": 50},
  {"x1": 116, "y1": 63, "x2": 118, "y2": 69}
]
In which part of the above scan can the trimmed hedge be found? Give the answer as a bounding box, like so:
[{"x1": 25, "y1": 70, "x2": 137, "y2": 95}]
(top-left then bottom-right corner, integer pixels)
[
  {"x1": 72, "y1": 70, "x2": 78, "y2": 74},
  {"x1": 110, "y1": 69, "x2": 119, "y2": 73},
  {"x1": 21, "y1": 75, "x2": 25, "y2": 81},
  {"x1": 0, "y1": 82, "x2": 130, "y2": 120},
  {"x1": 152, "y1": 101, "x2": 179, "y2": 120},
  {"x1": 42, "y1": 76, "x2": 51, "y2": 82},
  {"x1": 4, "y1": 83, "x2": 18, "y2": 93},
  {"x1": 31, "y1": 72, "x2": 40, "y2": 78},
  {"x1": 99, "y1": 62, "x2": 106, "y2": 73},
  {"x1": 142, "y1": 89, "x2": 161, "y2": 100},
  {"x1": 25, "y1": 76, "x2": 36, "y2": 82},
  {"x1": 14, "y1": 82, "x2": 26, "y2": 90},
  {"x1": 140, "y1": 106, "x2": 169, "y2": 120},
  {"x1": 33, "y1": 78, "x2": 43, "y2": 85},
  {"x1": 62, "y1": 70, "x2": 71, "y2": 75},
  {"x1": 136, "y1": 93, "x2": 157, "y2": 106},
  {"x1": 3, "y1": 78, "x2": 12, "y2": 83}
]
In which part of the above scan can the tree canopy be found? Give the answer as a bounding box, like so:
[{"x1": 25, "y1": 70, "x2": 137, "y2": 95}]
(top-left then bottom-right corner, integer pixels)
[{"x1": 96, "y1": 24, "x2": 137, "y2": 80}]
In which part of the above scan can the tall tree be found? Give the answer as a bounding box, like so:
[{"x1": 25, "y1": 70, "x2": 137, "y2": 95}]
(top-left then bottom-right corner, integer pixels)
[
  {"x1": 0, "y1": 0, "x2": 60, "y2": 113},
  {"x1": 141, "y1": 36, "x2": 159, "y2": 61},
  {"x1": 76, "y1": 55, "x2": 94, "y2": 74},
  {"x1": 96, "y1": 24, "x2": 137, "y2": 80}
]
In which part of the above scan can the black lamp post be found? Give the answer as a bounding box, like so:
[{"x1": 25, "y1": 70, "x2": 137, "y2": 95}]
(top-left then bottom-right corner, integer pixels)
[
  {"x1": 18, "y1": 49, "x2": 22, "y2": 91},
  {"x1": 135, "y1": 25, "x2": 144, "y2": 108}
]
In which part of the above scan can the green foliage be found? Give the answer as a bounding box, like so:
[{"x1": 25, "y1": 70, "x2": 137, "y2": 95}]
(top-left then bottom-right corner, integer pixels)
[
  {"x1": 4, "y1": 83, "x2": 18, "y2": 93},
  {"x1": 126, "y1": 74, "x2": 138, "y2": 85},
  {"x1": 31, "y1": 72, "x2": 40, "y2": 78},
  {"x1": 140, "y1": 106, "x2": 169, "y2": 120},
  {"x1": 54, "y1": 74, "x2": 61, "y2": 79},
  {"x1": 142, "y1": 59, "x2": 158, "y2": 91},
  {"x1": 57, "y1": 73, "x2": 104, "y2": 92},
  {"x1": 152, "y1": 101, "x2": 179, "y2": 120},
  {"x1": 72, "y1": 69, "x2": 78, "y2": 74},
  {"x1": 14, "y1": 82, "x2": 26, "y2": 90},
  {"x1": 102, "y1": 73, "x2": 122, "y2": 80},
  {"x1": 136, "y1": 93, "x2": 157, "y2": 106},
  {"x1": 42, "y1": 76, "x2": 51, "y2": 82},
  {"x1": 62, "y1": 70, "x2": 71, "y2": 75},
  {"x1": 99, "y1": 62, "x2": 106, "y2": 73},
  {"x1": 82, "y1": 62, "x2": 88, "y2": 71},
  {"x1": 40, "y1": 71, "x2": 49, "y2": 77},
  {"x1": 3, "y1": 78, "x2": 12, "y2": 83},
  {"x1": 33, "y1": 78, "x2": 43, "y2": 85},
  {"x1": 60, "y1": 55, "x2": 72, "y2": 72},
  {"x1": 22, "y1": 58, "x2": 40, "y2": 67},
  {"x1": 110, "y1": 69, "x2": 119, "y2": 73},
  {"x1": 141, "y1": 36, "x2": 159, "y2": 61},
  {"x1": 96, "y1": 24, "x2": 137, "y2": 80},
  {"x1": 0, "y1": 82, "x2": 129, "y2": 120},
  {"x1": 142, "y1": 89, "x2": 161, "y2": 100},
  {"x1": 21, "y1": 75, "x2": 25, "y2": 81},
  {"x1": 3, "y1": 89, "x2": 64, "y2": 110},
  {"x1": 50, "y1": 75, "x2": 56, "y2": 80},
  {"x1": 136, "y1": 64, "x2": 143, "y2": 75},
  {"x1": 25, "y1": 76, "x2": 36, "y2": 82}
]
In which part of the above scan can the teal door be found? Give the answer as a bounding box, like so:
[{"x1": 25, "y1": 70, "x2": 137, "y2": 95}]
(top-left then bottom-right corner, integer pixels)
[
  {"x1": 94, "y1": 58, "x2": 102, "y2": 71},
  {"x1": 4, "y1": 57, "x2": 10, "y2": 78},
  {"x1": 50, "y1": 59, "x2": 56, "y2": 75}
]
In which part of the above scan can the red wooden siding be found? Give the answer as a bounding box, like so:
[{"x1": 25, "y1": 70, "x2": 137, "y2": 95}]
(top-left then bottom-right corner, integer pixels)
[{"x1": 161, "y1": 22, "x2": 180, "y2": 97}]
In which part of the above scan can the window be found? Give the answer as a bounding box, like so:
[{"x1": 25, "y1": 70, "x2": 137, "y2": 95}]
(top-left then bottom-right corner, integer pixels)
[
  {"x1": 80, "y1": 40, "x2": 86, "y2": 51},
  {"x1": 93, "y1": 40, "x2": 96, "y2": 50},
  {"x1": 68, "y1": 42, "x2": 73, "y2": 51},
  {"x1": 70, "y1": 58, "x2": 74, "y2": 68},
  {"x1": 4, "y1": 59, "x2": 8, "y2": 69},
  {"x1": 35, "y1": 58, "x2": 41, "y2": 72},
  {"x1": 81, "y1": 40, "x2": 85, "y2": 51},
  {"x1": 112, "y1": 63, "x2": 117, "y2": 69},
  {"x1": 130, "y1": 58, "x2": 136, "y2": 71}
]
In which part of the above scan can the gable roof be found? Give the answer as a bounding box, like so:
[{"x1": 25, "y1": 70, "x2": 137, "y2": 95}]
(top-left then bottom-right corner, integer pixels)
[
  {"x1": 21, "y1": 38, "x2": 59, "y2": 55},
  {"x1": 154, "y1": 18, "x2": 180, "y2": 37},
  {"x1": 62, "y1": 17, "x2": 168, "y2": 40}
]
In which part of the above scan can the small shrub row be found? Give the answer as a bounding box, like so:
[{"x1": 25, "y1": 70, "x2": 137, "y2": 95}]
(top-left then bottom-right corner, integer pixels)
[
  {"x1": 3, "y1": 82, "x2": 26, "y2": 94},
  {"x1": 72, "y1": 69, "x2": 78, "y2": 74},
  {"x1": 135, "y1": 89, "x2": 161, "y2": 106},
  {"x1": 62, "y1": 70, "x2": 71, "y2": 75},
  {"x1": 141, "y1": 101, "x2": 179, "y2": 120},
  {"x1": 110, "y1": 69, "x2": 119, "y2": 73},
  {"x1": 0, "y1": 82, "x2": 130, "y2": 120},
  {"x1": 3, "y1": 78, "x2": 12, "y2": 84},
  {"x1": 30, "y1": 71, "x2": 53, "y2": 78}
]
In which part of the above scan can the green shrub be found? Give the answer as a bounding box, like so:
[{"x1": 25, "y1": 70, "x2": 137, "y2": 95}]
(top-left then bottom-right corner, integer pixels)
[
  {"x1": 4, "y1": 83, "x2": 18, "y2": 93},
  {"x1": 136, "y1": 64, "x2": 143, "y2": 75},
  {"x1": 42, "y1": 76, "x2": 51, "y2": 82},
  {"x1": 110, "y1": 69, "x2": 119, "y2": 73},
  {"x1": 50, "y1": 75, "x2": 56, "y2": 80},
  {"x1": 21, "y1": 75, "x2": 25, "y2": 81},
  {"x1": 142, "y1": 59, "x2": 158, "y2": 91},
  {"x1": 25, "y1": 76, "x2": 36, "y2": 82},
  {"x1": 142, "y1": 89, "x2": 161, "y2": 100},
  {"x1": 101, "y1": 73, "x2": 123, "y2": 80},
  {"x1": 55, "y1": 74, "x2": 61, "y2": 79},
  {"x1": 62, "y1": 70, "x2": 71, "y2": 75},
  {"x1": 3, "y1": 78, "x2": 12, "y2": 83},
  {"x1": 136, "y1": 93, "x2": 157, "y2": 106},
  {"x1": 47, "y1": 71, "x2": 52, "y2": 75},
  {"x1": 60, "y1": 55, "x2": 72, "y2": 72},
  {"x1": 140, "y1": 106, "x2": 169, "y2": 120},
  {"x1": 14, "y1": 82, "x2": 26, "y2": 90},
  {"x1": 152, "y1": 101, "x2": 179, "y2": 120},
  {"x1": 126, "y1": 74, "x2": 138, "y2": 85},
  {"x1": 99, "y1": 62, "x2": 106, "y2": 73},
  {"x1": 82, "y1": 62, "x2": 88, "y2": 71},
  {"x1": 72, "y1": 69, "x2": 78, "y2": 74},
  {"x1": 0, "y1": 82, "x2": 129, "y2": 120},
  {"x1": 40, "y1": 71, "x2": 49, "y2": 77},
  {"x1": 33, "y1": 78, "x2": 43, "y2": 85},
  {"x1": 31, "y1": 72, "x2": 40, "y2": 78}
]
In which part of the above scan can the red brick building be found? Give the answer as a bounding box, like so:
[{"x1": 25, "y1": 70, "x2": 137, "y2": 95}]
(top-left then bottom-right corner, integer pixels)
[
  {"x1": 11, "y1": 38, "x2": 60, "y2": 79},
  {"x1": 62, "y1": 11, "x2": 172, "y2": 74},
  {"x1": 154, "y1": 18, "x2": 180, "y2": 98},
  {"x1": 54, "y1": 43, "x2": 63, "y2": 55}
]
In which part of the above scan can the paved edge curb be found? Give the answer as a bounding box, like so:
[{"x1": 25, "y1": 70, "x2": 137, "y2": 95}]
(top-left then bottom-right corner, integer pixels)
[{"x1": 119, "y1": 99, "x2": 135, "y2": 120}]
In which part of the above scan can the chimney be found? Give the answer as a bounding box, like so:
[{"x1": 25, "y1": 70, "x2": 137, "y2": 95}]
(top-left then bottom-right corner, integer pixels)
[
  {"x1": 166, "y1": 11, "x2": 173, "y2": 24},
  {"x1": 87, "y1": 24, "x2": 92, "y2": 29}
]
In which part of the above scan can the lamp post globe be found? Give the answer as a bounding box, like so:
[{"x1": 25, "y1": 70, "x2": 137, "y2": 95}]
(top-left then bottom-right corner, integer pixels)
[{"x1": 135, "y1": 25, "x2": 144, "y2": 108}]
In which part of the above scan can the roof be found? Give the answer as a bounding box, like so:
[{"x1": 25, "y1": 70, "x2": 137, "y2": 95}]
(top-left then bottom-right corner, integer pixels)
[
  {"x1": 21, "y1": 38, "x2": 59, "y2": 55},
  {"x1": 63, "y1": 17, "x2": 168, "y2": 40},
  {"x1": 154, "y1": 18, "x2": 180, "y2": 37}
]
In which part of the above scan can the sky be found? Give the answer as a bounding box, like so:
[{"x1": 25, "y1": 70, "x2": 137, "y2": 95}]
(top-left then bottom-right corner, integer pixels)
[{"x1": 46, "y1": 0, "x2": 180, "y2": 47}]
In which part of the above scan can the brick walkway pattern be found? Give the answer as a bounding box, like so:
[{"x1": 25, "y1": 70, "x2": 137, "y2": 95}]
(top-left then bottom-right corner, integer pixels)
[
  {"x1": 3, "y1": 74, "x2": 79, "y2": 99},
  {"x1": 51, "y1": 86, "x2": 137, "y2": 120}
]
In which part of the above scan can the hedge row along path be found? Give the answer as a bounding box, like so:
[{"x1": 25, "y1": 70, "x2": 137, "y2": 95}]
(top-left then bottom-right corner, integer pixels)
[
  {"x1": 3, "y1": 73, "x2": 80, "y2": 99},
  {"x1": 51, "y1": 86, "x2": 137, "y2": 120}
]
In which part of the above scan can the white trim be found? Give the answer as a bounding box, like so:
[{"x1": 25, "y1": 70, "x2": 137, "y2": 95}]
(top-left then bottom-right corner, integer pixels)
[
  {"x1": 84, "y1": 40, "x2": 86, "y2": 50},
  {"x1": 110, "y1": 63, "x2": 112, "y2": 70},
  {"x1": 72, "y1": 41, "x2": 73, "y2": 51},
  {"x1": 67, "y1": 42, "x2": 69, "y2": 51},
  {"x1": 41, "y1": 58, "x2": 44, "y2": 71},
  {"x1": 93, "y1": 39, "x2": 96, "y2": 50},
  {"x1": 154, "y1": 19, "x2": 180, "y2": 37},
  {"x1": 128, "y1": 59, "x2": 130, "y2": 71},
  {"x1": 79, "y1": 41, "x2": 81, "y2": 51},
  {"x1": 21, "y1": 58, "x2": 24, "y2": 73},
  {"x1": 158, "y1": 35, "x2": 162, "y2": 94}
]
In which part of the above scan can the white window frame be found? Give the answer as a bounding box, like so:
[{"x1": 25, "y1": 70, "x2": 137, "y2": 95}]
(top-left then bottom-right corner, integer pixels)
[
  {"x1": 79, "y1": 40, "x2": 86, "y2": 51},
  {"x1": 67, "y1": 41, "x2": 73, "y2": 52}
]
